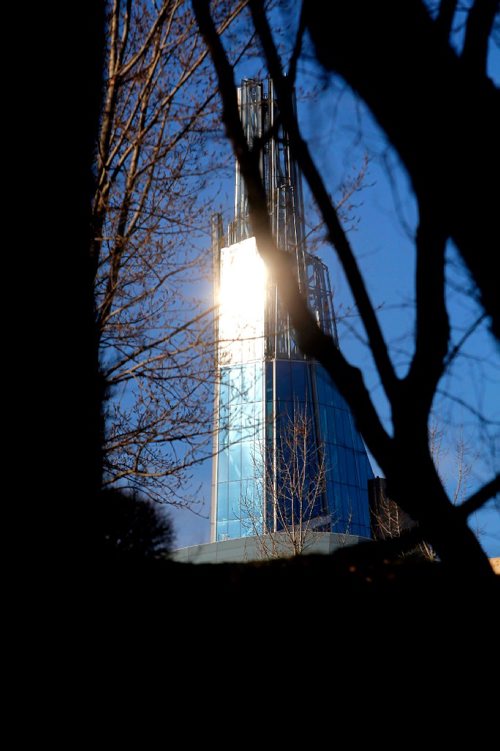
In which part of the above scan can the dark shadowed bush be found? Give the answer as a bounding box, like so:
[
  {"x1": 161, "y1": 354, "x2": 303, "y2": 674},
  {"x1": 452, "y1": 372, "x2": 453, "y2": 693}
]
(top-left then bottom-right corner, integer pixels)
[{"x1": 100, "y1": 488, "x2": 174, "y2": 560}]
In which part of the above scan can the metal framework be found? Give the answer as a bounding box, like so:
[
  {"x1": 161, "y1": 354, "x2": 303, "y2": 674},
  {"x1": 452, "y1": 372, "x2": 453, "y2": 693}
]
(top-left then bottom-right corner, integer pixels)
[
  {"x1": 226, "y1": 78, "x2": 337, "y2": 357},
  {"x1": 230, "y1": 79, "x2": 306, "y2": 272}
]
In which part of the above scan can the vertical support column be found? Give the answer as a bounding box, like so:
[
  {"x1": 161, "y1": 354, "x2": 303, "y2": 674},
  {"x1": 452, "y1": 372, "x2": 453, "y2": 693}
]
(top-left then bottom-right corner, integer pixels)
[{"x1": 210, "y1": 213, "x2": 223, "y2": 542}]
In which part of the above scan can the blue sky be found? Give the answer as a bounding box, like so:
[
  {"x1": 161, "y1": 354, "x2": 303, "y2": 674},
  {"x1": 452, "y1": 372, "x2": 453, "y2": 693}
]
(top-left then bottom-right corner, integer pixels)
[{"x1": 170, "y1": 8, "x2": 500, "y2": 557}]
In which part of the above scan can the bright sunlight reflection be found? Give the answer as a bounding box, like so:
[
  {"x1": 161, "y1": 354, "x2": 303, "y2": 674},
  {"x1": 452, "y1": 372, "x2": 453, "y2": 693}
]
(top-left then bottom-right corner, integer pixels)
[{"x1": 218, "y1": 237, "x2": 267, "y2": 364}]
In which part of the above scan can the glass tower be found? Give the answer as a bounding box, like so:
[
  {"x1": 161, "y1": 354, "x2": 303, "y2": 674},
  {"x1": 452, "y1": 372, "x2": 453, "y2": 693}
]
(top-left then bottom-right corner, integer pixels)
[{"x1": 211, "y1": 79, "x2": 373, "y2": 543}]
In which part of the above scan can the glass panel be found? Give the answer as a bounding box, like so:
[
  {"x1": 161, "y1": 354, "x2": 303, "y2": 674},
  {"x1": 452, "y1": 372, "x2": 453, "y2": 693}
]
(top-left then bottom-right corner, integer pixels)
[
  {"x1": 351, "y1": 487, "x2": 361, "y2": 525},
  {"x1": 342, "y1": 410, "x2": 352, "y2": 447},
  {"x1": 327, "y1": 408, "x2": 338, "y2": 444},
  {"x1": 352, "y1": 423, "x2": 365, "y2": 452},
  {"x1": 242, "y1": 518, "x2": 259, "y2": 537},
  {"x1": 347, "y1": 486, "x2": 357, "y2": 523},
  {"x1": 276, "y1": 361, "x2": 292, "y2": 401},
  {"x1": 241, "y1": 399, "x2": 255, "y2": 434},
  {"x1": 266, "y1": 418, "x2": 273, "y2": 443},
  {"x1": 255, "y1": 362, "x2": 264, "y2": 402},
  {"x1": 328, "y1": 443, "x2": 338, "y2": 478},
  {"x1": 347, "y1": 448, "x2": 360, "y2": 486},
  {"x1": 241, "y1": 442, "x2": 254, "y2": 479},
  {"x1": 334, "y1": 387, "x2": 347, "y2": 411},
  {"x1": 217, "y1": 521, "x2": 228, "y2": 541},
  {"x1": 228, "y1": 442, "x2": 241, "y2": 481},
  {"x1": 240, "y1": 478, "x2": 262, "y2": 536},
  {"x1": 216, "y1": 483, "x2": 228, "y2": 521},
  {"x1": 218, "y1": 425, "x2": 228, "y2": 451},
  {"x1": 217, "y1": 446, "x2": 228, "y2": 483},
  {"x1": 253, "y1": 399, "x2": 263, "y2": 433},
  {"x1": 325, "y1": 381, "x2": 335, "y2": 408},
  {"x1": 219, "y1": 383, "x2": 230, "y2": 429},
  {"x1": 229, "y1": 365, "x2": 242, "y2": 394},
  {"x1": 241, "y1": 363, "x2": 253, "y2": 401},
  {"x1": 290, "y1": 362, "x2": 307, "y2": 399},
  {"x1": 318, "y1": 402, "x2": 328, "y2": 442},
  {"x1": 337, "y1": 447, "x2": 345, "y2": 484},
  {"x1": 274, "y1": 401, "x2": 284, "y2": 424},
  {"x1": 220, "y1": 367, "x2": 230, "y2": 388},
  {"x1": 336, "y1": 409, "x2": 347, "y2": 445},
  {"x1": 230, "y1": 399, "x2": 244, "y2": 429},
  {"x1": 314, "y1": 366, "x2": 324, "y2": 406},
  {"x1": 340, "y1": 487, "x2": 349, "y2": 524},
  {"x1": 266, "y1": 362, "x2": 273, "y2": 401},
  {"x1": 359, "y1": 453, "x2": 374, "y2": 483},
  {"x1": 227, "y1": 520, "x2": 241, "y2": 539},
  {"x1": 228, "y1": 482, "x2": 241, "y2": 520},
  {"x1": 316, "y1": 364, "x2": 324, "y2": 387},
  {"x1": 219, "y1": 381, "x2": 229, "y2": 411},
  {"x1": 228, "y1": 426, "x2": 242, "y2": 447},
  {"x1": 325, "y1": 476, "x2": 334, "y2": 517}
]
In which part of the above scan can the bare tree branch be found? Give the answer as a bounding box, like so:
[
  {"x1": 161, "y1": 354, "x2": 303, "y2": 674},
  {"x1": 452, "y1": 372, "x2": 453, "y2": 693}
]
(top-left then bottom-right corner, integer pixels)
[
  {"x1": 462, "y1": 0, "x2": 499, "y2": 75},
  {"x1": 303, "y1": 0, "x2": 500, "y2": 341},
  {"x1": 436, "y1": 0, "x2": 459, "y2": 42},
  {"x1": 443, "y1": 313, "x2": 487, "y2": 370},
  {"x1": 459, "y1": 474, "x2": 500, "y2": 518},
  {"x1": 94, "y1": 0, "x2": 249, "y2": 500},
  {"x1": 248, "y1": 0, "x2": 399, "y2": 406},
  {"x1": 405, "y1": 202, "x2": 449, "y2": 420},
  {"x1": 287, "y1": 1, "x2": 306, "y2": 89}
]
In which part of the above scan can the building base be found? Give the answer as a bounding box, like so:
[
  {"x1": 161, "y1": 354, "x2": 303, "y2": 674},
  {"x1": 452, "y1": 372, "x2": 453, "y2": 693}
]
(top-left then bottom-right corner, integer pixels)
[{"x1": 172, "y1": 532, "x2": 369, "y2": 564}]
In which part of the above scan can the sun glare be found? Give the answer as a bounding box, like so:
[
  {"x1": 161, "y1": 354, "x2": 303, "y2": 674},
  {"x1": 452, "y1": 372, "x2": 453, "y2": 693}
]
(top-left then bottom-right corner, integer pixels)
[{"x1": 218, "y1": 237, "x2": 267, "y2": 364}]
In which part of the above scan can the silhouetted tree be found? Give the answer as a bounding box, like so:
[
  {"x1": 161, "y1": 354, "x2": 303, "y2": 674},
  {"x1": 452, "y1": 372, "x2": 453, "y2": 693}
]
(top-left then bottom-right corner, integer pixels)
[
  {"x1": 101, "y1": 488, "x2": 174, "y2": 559},
  {"x1": 93, "y1": 0, "x2": 249, "y2": 504},
  {"x1": 303, "y1": 0, "x2": 500, "y2": 342},
  {"x1": 40, "y1": 2, "x2": 106, "y2": 559},
  {"x1": 193, "y1": 0, "x2": 499, "y2": 575},
  {"x1": 370, "y1": 424, "x2": 476, "y2": 560},
  {"x1": 241, "y1": 407, "x2": 328, "y2": 558}
]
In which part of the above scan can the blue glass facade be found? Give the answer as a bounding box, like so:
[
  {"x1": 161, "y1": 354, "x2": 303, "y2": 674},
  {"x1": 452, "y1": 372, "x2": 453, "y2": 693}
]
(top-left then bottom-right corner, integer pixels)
[
  {"x1": 269, "y1": 361, "x2": 325, "y2": 531},
  {"x1": 215, "y1": 362, "x2": 264, "y2": 541},
  {"x1": 314, "y1": 365, "x2": 373, "y2": 537},
  {"x1": 214, "y1": 356, "x2": 373, "y2": 541}
]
